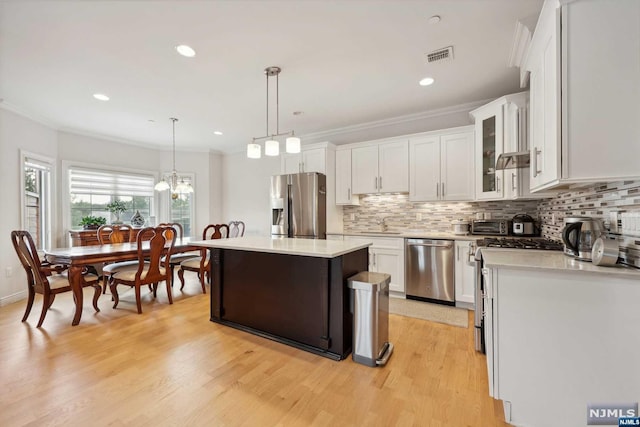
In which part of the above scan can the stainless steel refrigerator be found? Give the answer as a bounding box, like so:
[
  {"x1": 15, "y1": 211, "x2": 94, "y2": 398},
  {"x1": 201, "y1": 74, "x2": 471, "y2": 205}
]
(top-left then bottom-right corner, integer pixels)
[{"x1": 270, "y1": 172, "x2": 326, "y2": 239}]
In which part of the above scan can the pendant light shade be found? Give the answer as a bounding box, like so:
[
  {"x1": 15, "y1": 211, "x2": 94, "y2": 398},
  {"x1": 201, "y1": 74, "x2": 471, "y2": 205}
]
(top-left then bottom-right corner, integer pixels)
[
  {"x1": 247, "y1": 142, "x2": 262, "y2": 159},
  {"x1": 155, "y1": 118, "x2": 194, "y2": 196},
  {"x1": 265, "y1": 139, "x2": 280, "y2": 156},
  {"x1": 249, "y1": 66, "x2": 301, "y2": 158},
  {"x1": 286, "y1": 135, "x2": 301, "y2": 154}
]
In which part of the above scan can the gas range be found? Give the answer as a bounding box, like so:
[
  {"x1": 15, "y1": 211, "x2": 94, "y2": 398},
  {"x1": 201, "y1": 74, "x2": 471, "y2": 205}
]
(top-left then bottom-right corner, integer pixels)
[{"x1": 476, "y1": 237, "x2": 564, "y2": 251}]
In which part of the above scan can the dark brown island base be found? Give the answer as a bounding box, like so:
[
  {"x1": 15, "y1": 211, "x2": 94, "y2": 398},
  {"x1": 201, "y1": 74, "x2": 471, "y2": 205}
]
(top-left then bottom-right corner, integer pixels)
[{"x1": 192, "y1": 237, "x2": 371, "y2": 360}]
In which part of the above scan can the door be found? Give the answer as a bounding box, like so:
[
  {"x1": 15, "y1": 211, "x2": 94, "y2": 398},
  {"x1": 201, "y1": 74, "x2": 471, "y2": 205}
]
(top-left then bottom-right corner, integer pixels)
[
  {"x1": 282, "y1": 153, "x2": 301, "y2": 174},
  {"x1": 378, "y1": 140, "x2": 409, "y2": 193},
  {"x1": 441, "y1": 132, "x2": 474, "y2": 201},
  {"x1": 289, "y1": 173, "x2": 322, "y2": 238},
  {"x1": 301, "y1": 148, "x2": 325, "y2": 174},
  {"x1": 409, "y1": 136, "x2": 440, "y2": 201},
  {"x1": 454, "y1": 241, "x2": 475, "y2": 305},
  {"x1": 373, "y1": 248, "x2": 404, "y2": 293},
  {"x1": 270, "y1": 174, "x2": 289, "y2": 236},
  {"x1": 335, "y1": 149, "x2": 354, "y2": 204},
  {"x1": 351, "y1": 145, "x2": 378, "y2": 194},
  {"x1": 475, "y1": 104, "x2": 504, "y2": 200}
]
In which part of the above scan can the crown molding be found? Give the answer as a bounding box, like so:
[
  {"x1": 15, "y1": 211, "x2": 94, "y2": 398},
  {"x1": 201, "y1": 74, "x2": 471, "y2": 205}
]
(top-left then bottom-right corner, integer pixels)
[
  {"x1": 0, "y1": 101, "x2": 59, "y2": 130},
  {"x1": 299, "y1": 98, "x2": 491, "y2": 142}
]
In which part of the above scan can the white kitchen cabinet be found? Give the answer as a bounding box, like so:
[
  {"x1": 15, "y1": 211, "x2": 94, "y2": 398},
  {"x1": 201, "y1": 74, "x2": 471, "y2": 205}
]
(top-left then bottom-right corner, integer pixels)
[
  {"x1": 525, "y1": 0, "x2": 640, "y2": 191},
  {"x1": 326, "y1": 234, "x2": 344, "y2": 241},
  {"x1": 351, "y1": 140, "x2": 408, "y2": 194},
  {"x1": 470, "y1": 93, "x2": 538, "y2": 201},
  {"x1": 344, "y1": 236, "x2": 405, "y2": 293},
  {"x1": 282, "y1": 147, "x2": 326, "y2": 174},
  {"x1": 334, "y1": 149, "x2": 360, "y2": 205},
  {"x1": 454, "y1": 240, "x2": 475, "y2": 307},
  {"x1": 409, "y1": 127, "x2": 474, "y2": 202}
]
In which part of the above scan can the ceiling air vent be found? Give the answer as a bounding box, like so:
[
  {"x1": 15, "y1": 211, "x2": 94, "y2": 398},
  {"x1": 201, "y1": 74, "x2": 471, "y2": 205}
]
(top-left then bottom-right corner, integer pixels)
[{"x1": 426, "y1": 46, "x2": 454, "y2": 63}]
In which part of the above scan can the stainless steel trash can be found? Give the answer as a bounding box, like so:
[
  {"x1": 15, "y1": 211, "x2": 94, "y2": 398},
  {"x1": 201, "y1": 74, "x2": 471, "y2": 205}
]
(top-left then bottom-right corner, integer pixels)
[{"x1": 347, "y1": 271, "x2": 394, "y2": 367}]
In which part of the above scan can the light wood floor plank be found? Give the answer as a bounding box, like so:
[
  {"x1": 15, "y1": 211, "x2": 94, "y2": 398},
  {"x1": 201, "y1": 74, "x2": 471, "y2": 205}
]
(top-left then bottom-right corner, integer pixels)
[{"x1": 0, "y1": 275, "x2": 509, "y2": 426}]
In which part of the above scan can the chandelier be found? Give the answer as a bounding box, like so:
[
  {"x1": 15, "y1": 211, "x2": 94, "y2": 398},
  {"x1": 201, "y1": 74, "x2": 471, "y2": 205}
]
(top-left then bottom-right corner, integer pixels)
[
  {"x1": 247, "y1": 66, "x2": 301, "y2": 159},
  {"x1": 154, "y1": 117, "x2": 194, "y2": 199}
]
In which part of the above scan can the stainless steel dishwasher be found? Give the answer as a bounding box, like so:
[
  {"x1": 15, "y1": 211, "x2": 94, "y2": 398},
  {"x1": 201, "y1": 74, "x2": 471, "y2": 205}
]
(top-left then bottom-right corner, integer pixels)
[{"x1": 405, "y1": 239, "x2": 455, "y2": 305}]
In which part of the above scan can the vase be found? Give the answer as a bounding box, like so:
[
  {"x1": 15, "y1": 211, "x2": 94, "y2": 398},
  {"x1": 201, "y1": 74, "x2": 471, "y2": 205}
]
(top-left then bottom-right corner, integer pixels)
[
  {"x1": 112, "y1": 212, "x2": 123, "y2": 225},
  {"x1": 131, "y1": 210, "x2": 145, "y2": 227}
]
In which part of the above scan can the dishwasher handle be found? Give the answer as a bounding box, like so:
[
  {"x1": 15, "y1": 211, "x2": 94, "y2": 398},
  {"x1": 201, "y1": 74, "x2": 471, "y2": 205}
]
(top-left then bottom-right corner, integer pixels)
[{"x1": 406, "y1": 239, "x2": 453, "y2": 248}]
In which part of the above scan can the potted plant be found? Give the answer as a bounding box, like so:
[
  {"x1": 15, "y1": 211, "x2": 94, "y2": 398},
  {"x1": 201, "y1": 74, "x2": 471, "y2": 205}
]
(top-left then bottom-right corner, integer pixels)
[
  {"x1": 79, "y1": 215, "x2": 107, "y2": 230},
  {"x1": 106, "y1": 199, "x2": 128, "y2": 224}
]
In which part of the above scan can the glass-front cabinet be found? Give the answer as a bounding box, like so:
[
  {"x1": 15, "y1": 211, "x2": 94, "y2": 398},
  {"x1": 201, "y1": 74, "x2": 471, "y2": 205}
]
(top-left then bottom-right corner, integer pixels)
[{"x1": 471, "y1": 103, "x2": 504, "y2": 200}]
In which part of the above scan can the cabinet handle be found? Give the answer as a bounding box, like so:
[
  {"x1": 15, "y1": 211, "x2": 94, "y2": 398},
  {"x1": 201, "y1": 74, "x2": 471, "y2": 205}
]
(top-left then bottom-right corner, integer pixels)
[
  {"x1": 496, "y1": 176, "x2": 501, "y2": 193},
  {"x1": 441, "y1": 182, "x2": 445, "y2": 198},
  {"x1": 379, "y1": 176, "x2": 382, "y2": 189},
  {"x1": 511, "y1": 172, "x2": 517, "y2": 191},
  {"x1": 299, "y1": 162, "x2": 302, "y2": 173},
  {"x1": 436, "y1": 182, "x2": 440, "y2": 197},
  {"x1": 374, "y1": 176, "x2": 378, "y2": 190},
  {"x1": 348, "y1": 188, "x2": 351, "y2": 200},
  {"x1": 532, "y1": 148, "x2": 542, "y2": 177},
  {"x1": 301, "y1": 162, "x2": 305, "y2": 172},
  {"x1": 456, "y1": 245, "x2": 460, "y2": 261}
]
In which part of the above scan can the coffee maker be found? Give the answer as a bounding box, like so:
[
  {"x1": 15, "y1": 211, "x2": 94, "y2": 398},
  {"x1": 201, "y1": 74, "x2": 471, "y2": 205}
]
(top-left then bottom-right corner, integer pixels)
[{"x1": 561, "y1": 216, "x2": 605, "y2": 261}]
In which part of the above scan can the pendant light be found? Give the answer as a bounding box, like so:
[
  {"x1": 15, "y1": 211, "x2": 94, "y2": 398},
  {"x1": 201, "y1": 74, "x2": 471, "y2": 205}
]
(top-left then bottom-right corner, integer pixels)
[
  {"x1": 154, "y1": 117, "x2": 194, "y2": 199},
  {"x1": 248, "y1": 66, "x2": 301, "y2": 158}
]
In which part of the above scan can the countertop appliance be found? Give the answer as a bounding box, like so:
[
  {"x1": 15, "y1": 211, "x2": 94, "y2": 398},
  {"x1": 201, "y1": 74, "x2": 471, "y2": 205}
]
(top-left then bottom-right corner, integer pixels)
[
  {"x1": 511, "y1": 214, "x2": 537, "y2": 236},
  {"x1": 561, "y1": 217, "x2": 605, "y2": 261},
  {"x1": 451, "y1": 219, "x2": 470, "y2": 235},
  {"x1": 405, "y1": 239, "x2": 454, "y2": 305},
  {"x1": 470, "y1": 219, "x2": 510, "y2": 235},
  {"x1": 473, "y1": 237, "x2": 564, "y2": 353},
  {"x1": 270, "y1": 172, "x2": 326, "y2": 239}
]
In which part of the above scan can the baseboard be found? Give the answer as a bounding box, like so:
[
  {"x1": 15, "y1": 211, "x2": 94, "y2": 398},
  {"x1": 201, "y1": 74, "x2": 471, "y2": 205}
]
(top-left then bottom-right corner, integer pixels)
[{"x1": 0, "y1": 290, "x2": 27, "y2": 307}]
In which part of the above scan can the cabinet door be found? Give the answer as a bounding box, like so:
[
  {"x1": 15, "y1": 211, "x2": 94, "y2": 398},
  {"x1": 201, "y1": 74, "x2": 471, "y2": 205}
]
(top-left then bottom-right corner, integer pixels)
[
  {"x1": 475, "y1": 104, "x2": 504, "y2": 200},
  {"x1": 529, "y1": 8, "x2": 560, "y2": 190},
  {"x1": 378, "y1": 140, "x2": 409, "y2": 193},
  {"x1": 282, "y1": 153, "x2": 301, "y2": 174},
  {"x1": 371, "y1": 248, "x2": 405, "y2": 293},
  {"x1": 301, "y1": 148, "x2": 326, "y2": 174},
  {"x1": 441, "y1": 132, "x2": 474, "y2": 201},
  {"x1": 454, "y1": 241, "x2": 475, "y2": 305},
  {"x1": 351, "y1": 145, "x2": 378, "y2": 194},
  {"x1": 335, "y1": 150, "x2": 359, "y2": 205},
  {"x1": 409, "y1": 136, "x2": 440, "y2": 201}
]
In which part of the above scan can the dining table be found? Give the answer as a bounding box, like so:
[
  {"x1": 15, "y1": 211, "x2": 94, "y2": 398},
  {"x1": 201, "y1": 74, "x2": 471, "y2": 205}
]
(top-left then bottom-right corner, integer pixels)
[{"x1": 44, "y1": 237, "x2": 199, "y2": 326}]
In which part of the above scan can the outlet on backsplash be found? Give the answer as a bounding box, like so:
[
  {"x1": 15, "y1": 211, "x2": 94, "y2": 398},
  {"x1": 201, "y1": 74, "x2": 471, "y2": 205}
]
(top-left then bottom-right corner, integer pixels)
[
  {"x1": 349, "y1": 213, "x2": 355, "y2": 221},
  {"x1": 416, "y1": 213, "x2": 422, "y2": 221}
]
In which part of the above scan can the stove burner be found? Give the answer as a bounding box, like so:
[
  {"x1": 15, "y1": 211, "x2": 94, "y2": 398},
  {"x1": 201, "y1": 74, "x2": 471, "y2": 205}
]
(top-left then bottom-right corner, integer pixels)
[{"x1": 479, "y1": 237, "x2": 564, "y2": 251}]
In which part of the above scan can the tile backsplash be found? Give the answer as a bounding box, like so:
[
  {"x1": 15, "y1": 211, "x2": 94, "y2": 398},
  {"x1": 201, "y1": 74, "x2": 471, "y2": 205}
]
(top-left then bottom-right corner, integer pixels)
[
  {"x1": 537, "y1": 180, "x2": 640, "y2": 267},
  {"x1": 343, "y1": 194, "x2": 540, "y2": 233}
]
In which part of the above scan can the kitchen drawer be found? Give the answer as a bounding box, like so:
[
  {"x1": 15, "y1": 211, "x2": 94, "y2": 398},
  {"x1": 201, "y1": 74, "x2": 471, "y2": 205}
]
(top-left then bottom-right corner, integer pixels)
[{"x1": 344, "y1": 235, "x2": 403, "y2": 249}]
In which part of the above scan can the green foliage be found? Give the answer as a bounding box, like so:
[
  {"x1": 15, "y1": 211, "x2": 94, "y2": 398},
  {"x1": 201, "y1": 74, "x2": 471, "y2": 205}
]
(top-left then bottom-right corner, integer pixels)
[
  {"x1": 106, "y1": 199, "x2": 128, "y2": 214},
  {"x1": 79, "y1": 215, "x2": 107, "y2": 227}
]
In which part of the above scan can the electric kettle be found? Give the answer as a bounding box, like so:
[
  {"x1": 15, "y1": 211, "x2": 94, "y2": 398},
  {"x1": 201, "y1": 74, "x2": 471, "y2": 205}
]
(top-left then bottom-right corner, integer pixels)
[{"x1": 561, "y1": 217, "x2": 605, "y2": 261}]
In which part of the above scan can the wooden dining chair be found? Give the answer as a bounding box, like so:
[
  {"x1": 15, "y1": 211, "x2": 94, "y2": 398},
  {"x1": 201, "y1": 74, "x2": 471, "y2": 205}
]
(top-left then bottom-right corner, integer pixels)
[
  {"x1": 228, "y1": 220, "x2": 245, "y2": 238},
  {"x1": 109, "y1": 226, "x2": 176, "y2": 314},
  {"x1": 177, "y1": 223, "x2": 229, "y2": 293},
  {"x1": 157, "y1": 222, "x2": 195, "y2": 280},
  {"x1": 98, "y1": 224, "x2": 136, "y2": 294},
  {"x1": 10, "y1": 230, "x2": 101, "y2": 327}
]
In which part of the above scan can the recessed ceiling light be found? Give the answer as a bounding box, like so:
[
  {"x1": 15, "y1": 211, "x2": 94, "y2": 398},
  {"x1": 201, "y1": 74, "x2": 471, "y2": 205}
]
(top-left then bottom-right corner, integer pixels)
[
  {"x1": 148, "y1": 119, "x2": 155, "y2": 123},
  {"x1": 93, "y1": 93, "x2": 109, "y2": 101},
  {"x1": 175, "y1": 45, "x2": 196, "y2": 57},
  {"x1": 428, "y1": 15, "x2": 441, "y2": 25},
  {"x1": 419, "y1": 77, "x2": 435, "y2": 86},
  {"x1": 214, "y1": 131, "x2": 223, "y2": 135}
]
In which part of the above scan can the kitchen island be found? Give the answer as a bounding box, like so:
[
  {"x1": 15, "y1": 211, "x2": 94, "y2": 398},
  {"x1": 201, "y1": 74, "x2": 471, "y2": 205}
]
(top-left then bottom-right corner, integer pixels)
[{"x1": 191, "y1": 236, "x2": 370, "y2": 360}]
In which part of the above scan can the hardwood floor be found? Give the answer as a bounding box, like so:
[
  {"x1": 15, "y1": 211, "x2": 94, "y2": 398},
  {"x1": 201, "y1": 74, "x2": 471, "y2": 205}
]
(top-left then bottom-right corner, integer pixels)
[{"x1": 0, "y1": 275, "x2": 509, "y2": 427}]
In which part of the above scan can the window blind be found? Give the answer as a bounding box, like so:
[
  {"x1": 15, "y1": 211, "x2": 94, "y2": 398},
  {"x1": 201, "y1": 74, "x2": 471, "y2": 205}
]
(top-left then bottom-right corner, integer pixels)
[{"x1": 69, "y1": 167, "x2": 154, "y2": 197}]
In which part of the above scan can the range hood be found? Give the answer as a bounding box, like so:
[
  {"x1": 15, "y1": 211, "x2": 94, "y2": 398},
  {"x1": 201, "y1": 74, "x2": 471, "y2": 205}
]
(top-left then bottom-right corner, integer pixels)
[{"x1": 495, "y1": 151, "x2": 530, "y2": 170}]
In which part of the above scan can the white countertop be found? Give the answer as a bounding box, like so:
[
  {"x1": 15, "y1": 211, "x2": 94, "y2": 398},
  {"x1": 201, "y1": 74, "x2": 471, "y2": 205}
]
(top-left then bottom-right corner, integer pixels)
[
  {"x1": 190, "y1": 236, "x2": 371, "y2": 258},
  {"x1": 481, "y1": 248, "x2": 640, "y2": 278}
]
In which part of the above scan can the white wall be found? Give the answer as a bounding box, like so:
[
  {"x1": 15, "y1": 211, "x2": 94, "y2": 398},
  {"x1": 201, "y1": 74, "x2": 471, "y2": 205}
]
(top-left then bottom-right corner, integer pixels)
[
  {"x1": 222, "y1": 152, "x2": 280, "y2": 236},
  {"x1": 209, "y1": 152, "x2": 223, "y2": 225},
  {"x1": 0, "y1": 109, "x2": 58, "y2": 304}
]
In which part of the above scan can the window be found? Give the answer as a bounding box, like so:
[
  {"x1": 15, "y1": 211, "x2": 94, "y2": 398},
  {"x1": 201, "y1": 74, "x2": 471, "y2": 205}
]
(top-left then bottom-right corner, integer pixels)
[
  {"x1": 22, "y1": 153, "x2": 53, "y2": 250},
  {"x1": 68, "y1": 167, "x2": 155, "y2": 229},
  {"x1": 168, "y1": 175, "x2": 194, "y2": 236}
]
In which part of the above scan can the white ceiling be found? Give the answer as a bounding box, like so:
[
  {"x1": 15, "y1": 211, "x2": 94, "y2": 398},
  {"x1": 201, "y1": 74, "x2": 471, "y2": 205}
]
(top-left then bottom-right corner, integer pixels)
[{"x1": 0, "y1": 0, "x2": 543, "y2": 153}]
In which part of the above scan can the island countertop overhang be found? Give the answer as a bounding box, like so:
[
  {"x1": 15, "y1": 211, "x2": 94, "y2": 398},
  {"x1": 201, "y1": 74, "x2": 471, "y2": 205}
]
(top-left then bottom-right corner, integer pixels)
[{"x1": 190, "y1": 236, "x2": 371, "y2": 258}]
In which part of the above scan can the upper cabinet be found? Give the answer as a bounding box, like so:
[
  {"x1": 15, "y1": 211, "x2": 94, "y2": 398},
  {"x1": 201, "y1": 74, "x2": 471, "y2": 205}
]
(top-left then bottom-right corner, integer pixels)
[
  {"x1": 525, "y1": 0, "x2": 640, "y2": 191},
  {"x1": 282, "y1": 147, "x2": 326, "y2": 174},
  {"x1": 335, "y1": 149, "x2": 360, "y2": 205},
  {"x1": 470, "y1": 92, "x2": 540, "y2": 200},
  {"x1": 409, "y1": 126, "x2": 474, "y2": 202},
  {"x1": 351, "y1": 140, "x2": 408, "y2": 194}
]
